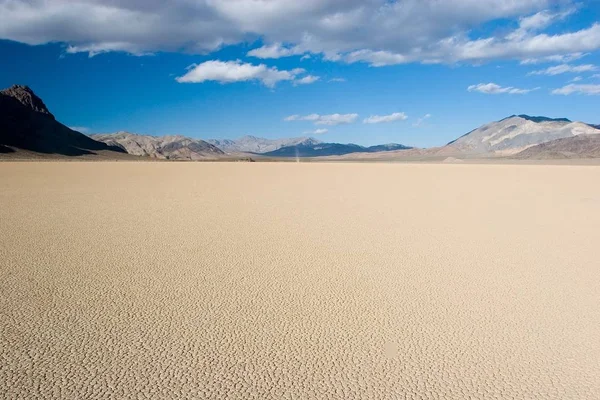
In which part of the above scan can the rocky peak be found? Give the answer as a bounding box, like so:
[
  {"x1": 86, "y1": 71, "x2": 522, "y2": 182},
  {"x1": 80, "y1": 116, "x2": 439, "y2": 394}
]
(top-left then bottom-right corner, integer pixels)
[{"x1": 0, "y1": 85, "x2": 54, "y2": 119}]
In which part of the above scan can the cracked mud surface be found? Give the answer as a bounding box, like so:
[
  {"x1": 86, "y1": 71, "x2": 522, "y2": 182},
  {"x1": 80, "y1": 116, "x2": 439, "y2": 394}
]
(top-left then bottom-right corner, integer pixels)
[{"x1": 1, "y1": 162, "x2": 599, "y2": 399}]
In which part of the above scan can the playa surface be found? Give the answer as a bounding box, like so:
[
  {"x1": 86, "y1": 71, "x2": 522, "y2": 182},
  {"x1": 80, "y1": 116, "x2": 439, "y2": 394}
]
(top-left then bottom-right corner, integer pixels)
[{"x1": 1, "y1": 162, "x2": 599, "y2": 399}]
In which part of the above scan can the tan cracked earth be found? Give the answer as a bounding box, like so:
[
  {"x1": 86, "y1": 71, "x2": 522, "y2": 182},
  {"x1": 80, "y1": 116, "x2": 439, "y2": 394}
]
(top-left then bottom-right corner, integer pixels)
[{"x1": 1, "y1": 162, "x2": 599, "y2": 399}]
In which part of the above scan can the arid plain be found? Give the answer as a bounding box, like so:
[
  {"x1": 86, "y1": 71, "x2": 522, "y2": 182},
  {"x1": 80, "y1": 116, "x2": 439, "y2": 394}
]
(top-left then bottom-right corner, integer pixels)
[{"x1": 1, "y1": 162, "x2": 599, "y2": 399}]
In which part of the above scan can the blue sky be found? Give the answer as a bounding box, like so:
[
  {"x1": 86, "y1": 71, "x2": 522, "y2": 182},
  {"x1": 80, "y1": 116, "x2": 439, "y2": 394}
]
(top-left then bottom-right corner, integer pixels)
[{"x1": 1, "y1": 0, "x2": 600, "y2": 147}]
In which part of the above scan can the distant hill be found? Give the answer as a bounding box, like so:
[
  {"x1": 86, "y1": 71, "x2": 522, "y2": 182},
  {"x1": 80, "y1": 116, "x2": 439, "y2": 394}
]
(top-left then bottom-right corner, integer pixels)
[
  {"x1": 0, "y1": 85, "x2": 126, "y2": 157},
  {"x1": 446, "y1": 114, "x2": 600, "y2": 155},
  {"x1": 514, "y1": 135, "x2": 600, "y2": 159},
  {"x1": 365, "y1": 143, "x2": 413, "y2": 152},
  {"x1": 206, "y1": 135, "x2": 412, "y2": 157},
  {"x1": 91, "y1": 132, "x2": 224, "y2": 160},
  {"x1": 207, "y1": 135, "x2": 319, "y2": 153},
  {"x1": 261, "y1": 142, "x2": 412, "y2": 157}
]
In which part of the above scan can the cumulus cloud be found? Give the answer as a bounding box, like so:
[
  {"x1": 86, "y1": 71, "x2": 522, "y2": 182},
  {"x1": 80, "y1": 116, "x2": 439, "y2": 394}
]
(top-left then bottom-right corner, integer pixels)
[
  {"x1": 2, "y1": 1, "x2": 600, "y2": 66},
  {"x1": 529, "y1": 64, "x2": 597, "y2": 76},
  {"x1": 507, "y1": 9, "x2": 574, "y2": 41},
  {"x1": 175, "y1": 60, "x2": 305, "y2": 87},
  {"x1": 285, "y1": 113, "x2": 358, "y2": 126},
  {"x1": 468, "y1": 82, "x2": 538, "y2": 94},
  {"x1": 413, "y1": 114, "x2": 432, "y2": 127},
  {"x1": 520, "y1": 52, "x2": 585, "y2": 65},
  {"x1": 345, "y1": 50, "x2": 409, "y2": 67},
  {"x1": 551, "y1": 84, "x2": 600, "y2": 95},
  {"x1": 294, "y1": 75, "x2": 320, "y2": 85},
  {"x1": 303, "y1": 128, "x2": 328, "y2": 135},
  {"x1": 363, "y1": 112, "x2": 408, "y2": 124},
  {"x1": 247, "y1": 43, "x2": 303, "y2": 59}
]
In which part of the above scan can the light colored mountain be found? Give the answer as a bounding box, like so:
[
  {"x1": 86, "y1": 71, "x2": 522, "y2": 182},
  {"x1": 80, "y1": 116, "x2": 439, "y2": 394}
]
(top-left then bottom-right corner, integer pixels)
[
  {"x1": 514, "y1": 134, "x2": 600, "y2": 159},
  {"x1": 91, "y1": 132, "x2": 224, "y2": 160},
  {"x1": 446, "y1": 115, "x2": 600, "y2": 155},
  {"x1": 207, "y1": 135, "x2": 320, "y2": 153}
]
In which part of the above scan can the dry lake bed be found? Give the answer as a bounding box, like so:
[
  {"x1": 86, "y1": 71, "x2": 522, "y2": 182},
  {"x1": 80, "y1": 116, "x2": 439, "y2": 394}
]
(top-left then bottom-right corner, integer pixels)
[{"x1": 1, "y1": 162, "x2": 599, "y2": 399}]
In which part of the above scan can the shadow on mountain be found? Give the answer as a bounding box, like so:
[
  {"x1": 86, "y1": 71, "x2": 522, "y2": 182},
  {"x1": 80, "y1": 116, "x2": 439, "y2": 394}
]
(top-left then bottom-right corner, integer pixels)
[
  {"x1": 0, "y1": 86, "x2": 126, "y2": 156},
  {"x1": 0, "y1": 144, "x2": 15, "y2": 153},
  {"x1": 261, "y1": 142, "x2": 412, "y2": 157}
]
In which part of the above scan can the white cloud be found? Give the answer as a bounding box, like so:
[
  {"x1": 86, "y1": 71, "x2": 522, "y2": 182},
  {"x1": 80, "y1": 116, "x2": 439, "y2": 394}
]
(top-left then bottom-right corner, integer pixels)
[
  {"x1": 507, "y1": 9, "x2": 574, "y2": 41},
  {"x1": 529, "y1": 63, "x2": 597, "y2": 76},
  {"x1": 175, "y1": 60, "x2": 305, "y2": 87},
  {"x1": 247, "y1": 43, "x2": 304, "y2": 59},
  {"x1": 345, "y1": 50, "x2": 410, "y2": 67},
  {"x1": 285, "y1": 113, "x2": 358, "y2": 126},
  {"x1": 520, "y1": 52, "x2": 585, "y2": 65},
  {"x1": 329, "y1": 78, "x2": 346, "y2": 82},
  {"x1": 363, "y1": 112, "x2": 408, "y2": 124},
  {"x1": 468, "y1": 82, "x2": 538, "y2": 94},
  {"x1": 592, "y1": 74, "x2": 600, "y2": 79},
  {"x1": 290, "y1": 68, "x2": 306, "y2": 75},
  {"x1": 294, "y1": 75, "x2": 320, "y2": 85},
  {"x1": 304, "y1": 128, "x2": 328, "y2": 135},
  {"x1": 3, "y1": 1, "x2": 600, "y2": 67},
  {"x1": 413, "y1": 114, "x2": 432, "y2": 127},
  {"x1": 552, "y1": 84, "x2": 600, "y2": 95},
  {"x1": 570, "y1": 76, "x2": 582, "y2": 82}
]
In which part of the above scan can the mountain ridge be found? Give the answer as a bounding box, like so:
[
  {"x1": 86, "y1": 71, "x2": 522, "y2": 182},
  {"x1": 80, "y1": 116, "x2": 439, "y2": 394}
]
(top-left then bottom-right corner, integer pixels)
[
  {"x1": 207, "y1": 136, "x2": 320, "y2": 153},
  {"x1": 91, "y1": 131, "x2": 224, "y2": 160},
  {"x1": 514, "y1": 135, "x2": 600, "y2": 159},
  {"x1": 0, "y1": 85, "x2": 126, "y2": 156},
  {"x1": 445, "y1": 114, "x2": 600, "y2": 155},
  {"x1": 3, "y1": 84, "x2": 599, "y2": 160},
  {"x1": 262, "y1": 142, "x2": 412, "y2": 157}
]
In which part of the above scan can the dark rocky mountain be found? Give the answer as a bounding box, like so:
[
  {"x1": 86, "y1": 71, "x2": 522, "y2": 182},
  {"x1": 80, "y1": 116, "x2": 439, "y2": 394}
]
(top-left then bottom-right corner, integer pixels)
[
  {"x1": 0, "y1": 85, "x2": 126, "y2": 156},
  {"x1": 514, "y1": 134, "x2": 600, "y2": 159},
  {"x1": 366, "y1": 143, "x2": 413, "y2": 152},
  {"x1": 261, "y1": 142, "x2": 412, "y2": 157},
  {"x1": 91, "y1": 132, "x2": 224, "y2": 160},
  {"x1": 509, "y1": 115, "x2": 571, "y2": 123}
]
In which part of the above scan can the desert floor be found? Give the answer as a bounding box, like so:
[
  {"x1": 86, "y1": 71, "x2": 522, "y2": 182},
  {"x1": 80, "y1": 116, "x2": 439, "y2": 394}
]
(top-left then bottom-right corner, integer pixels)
[{"x1": 1, "y1": 162, "x2": 599, "y2": 399}]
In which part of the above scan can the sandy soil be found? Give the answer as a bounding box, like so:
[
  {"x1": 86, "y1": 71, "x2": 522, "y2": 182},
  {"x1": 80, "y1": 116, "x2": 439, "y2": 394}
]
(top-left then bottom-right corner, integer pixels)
[{"x1": 1, "y1": 162, "x2": 599, "y2": 399}]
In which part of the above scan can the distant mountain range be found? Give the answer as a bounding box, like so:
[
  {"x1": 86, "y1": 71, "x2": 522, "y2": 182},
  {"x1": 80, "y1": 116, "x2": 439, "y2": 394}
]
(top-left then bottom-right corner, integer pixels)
[
  {"x1": 0, "y1": 85, "x2": 126, "y2": 157},
  {"x1": 2, "y1": 84, "x2": 600, "y2": 161},
  {"x1": 446, "y1": 114, "x2": 599, "y2": 155},
  {"x1": 92, "y1": 134, "x2": 412, "y2": 159},
  {"x1": 91, "y1": 132, "x2": 224, "y2": 160},
  {"x1": 206, "y1": 136, "x2": 317, "y2": 153},
  {"x1": 205, "y1": 136, "x2": 412, "y2": 157},
  {"x1": 261, "y1": 142, "x2": 412, "y2": 157}
]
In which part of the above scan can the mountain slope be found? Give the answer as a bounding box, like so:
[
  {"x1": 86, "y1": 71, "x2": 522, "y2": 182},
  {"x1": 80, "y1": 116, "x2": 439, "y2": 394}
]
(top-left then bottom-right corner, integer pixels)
[
  {"x1": 262, "y1": 142, "x2": 412, "y2": 157},
  {"x1": 514, "y1": 135, "x2": 600, "y2": 159},
  {"x1": 0, "y1": 85, "x2": 126, "y2": 156},
  {"x1": 365, "y1": 143, "x2": 413, "y2": 152},
  {"x1": 446, "y1": 115, "x2": 600, "y2": 155},
  {"x1": 91, "y1": 132, "x2": 224, "y2": 160},
  {"x1": 207, "y1": 135, "x2": 319, "y2": 153}
]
